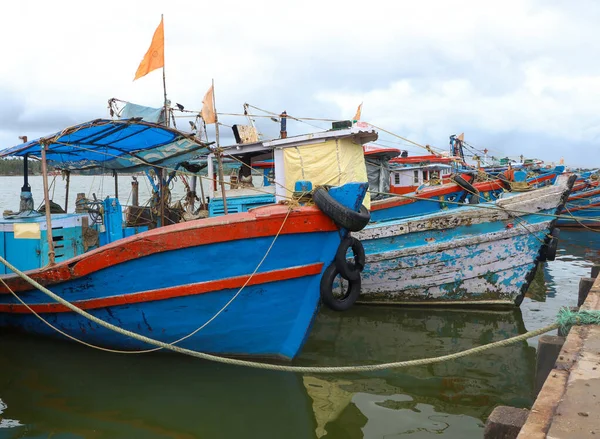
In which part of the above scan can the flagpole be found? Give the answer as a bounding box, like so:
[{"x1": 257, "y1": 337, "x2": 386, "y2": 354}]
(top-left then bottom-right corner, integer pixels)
[
  {"x1": 160, "y1": 14, "x2": 169, "y2": 128},
  {"x1": 213, "y1": 78, "x2": 228, "y2": 215}
]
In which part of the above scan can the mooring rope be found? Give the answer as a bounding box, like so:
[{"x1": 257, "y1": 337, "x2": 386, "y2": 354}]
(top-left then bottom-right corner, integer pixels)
[{"x1": 1, "y1": 255, "x2": 598, "y2": 373}]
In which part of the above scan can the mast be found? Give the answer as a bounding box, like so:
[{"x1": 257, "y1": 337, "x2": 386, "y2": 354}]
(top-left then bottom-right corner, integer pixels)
[{"x1": 213, "y1": 79, "x2": 228, "y2": 215}]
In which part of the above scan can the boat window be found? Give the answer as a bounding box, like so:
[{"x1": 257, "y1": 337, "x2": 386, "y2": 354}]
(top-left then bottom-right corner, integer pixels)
[
  {"x1": 423, "y1": 170, "x2": 429, "y2": 181},
  {"x1": 413, "y1": 170, "x2": 419, "y2": 184},
  {"x1": 394, "y1": 173, "x2": 400, "y2": 185}
]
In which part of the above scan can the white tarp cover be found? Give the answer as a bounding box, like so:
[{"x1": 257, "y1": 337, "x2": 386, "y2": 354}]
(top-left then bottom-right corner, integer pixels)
[{"x1": 283, "y1": 138, "x2": 370, "y2": 208}]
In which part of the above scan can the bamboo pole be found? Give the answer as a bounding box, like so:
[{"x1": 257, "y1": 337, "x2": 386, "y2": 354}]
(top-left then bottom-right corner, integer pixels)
[
  {"x1": 40, "y1": 142, "x2": 56, "y2": 266},
  {"x1": 213, "y1": 79, "x2": 228, "y2": 215}
]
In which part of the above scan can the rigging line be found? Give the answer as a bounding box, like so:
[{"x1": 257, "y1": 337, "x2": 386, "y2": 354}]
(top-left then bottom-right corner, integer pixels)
[
  {"x1": 564, "y1": 205, "x2": 600, "y2": 233},
  {"x1": 368, "y1": 188, "x2": 600, "y2": 222}
]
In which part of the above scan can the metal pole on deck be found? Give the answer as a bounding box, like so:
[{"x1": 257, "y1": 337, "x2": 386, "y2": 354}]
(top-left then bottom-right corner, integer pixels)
[
  {"x1": 113, "y1": 170, "x2": 119, "y2": 199},
  {"x1": 40, "y1": 142, "x2": 55, "y2": 266},
  {"x1": 64, "y1": 171, "x2": 71, "y2": 212},
  {"x1": 213, "y1": 79, "x2": 228, "y2": 215}
]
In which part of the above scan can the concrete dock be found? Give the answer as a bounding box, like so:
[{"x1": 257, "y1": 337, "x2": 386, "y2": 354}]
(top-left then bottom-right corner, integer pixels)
[{"x1": 485, "y1": 264, "x2": 600, "y2": 438}]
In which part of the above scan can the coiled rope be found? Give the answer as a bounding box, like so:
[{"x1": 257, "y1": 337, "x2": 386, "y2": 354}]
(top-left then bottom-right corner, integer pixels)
[{"x1": 1, "y1": 255, "x2": 598, "y2": 373}]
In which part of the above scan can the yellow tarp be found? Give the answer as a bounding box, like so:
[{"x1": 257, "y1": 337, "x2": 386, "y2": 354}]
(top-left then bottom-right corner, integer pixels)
[{"x1": 283, "y1": 138, "x2": 370, "y2": 208}]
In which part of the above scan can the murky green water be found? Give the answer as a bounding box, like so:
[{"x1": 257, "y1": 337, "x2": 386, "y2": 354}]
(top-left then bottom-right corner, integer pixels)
[{"x1": 1, "y1": 177, "x2": 600, "y2": 438}]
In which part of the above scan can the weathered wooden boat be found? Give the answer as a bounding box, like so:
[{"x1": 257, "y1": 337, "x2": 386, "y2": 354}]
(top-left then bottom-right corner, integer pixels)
[
  {"x1": 0, "y1": 119, "x2": 374, "y2": 360},
  {"x1": 556, "y1": 170, "x2": 600, "y2": 229},
  {"x1": 353, "y1": 174, "x2": 575, "y2": 306}
]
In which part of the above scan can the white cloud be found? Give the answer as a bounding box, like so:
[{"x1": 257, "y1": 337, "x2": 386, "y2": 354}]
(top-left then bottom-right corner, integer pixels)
[{"x1": 0, "y1": 0, "x2": 599, "y2": 166}]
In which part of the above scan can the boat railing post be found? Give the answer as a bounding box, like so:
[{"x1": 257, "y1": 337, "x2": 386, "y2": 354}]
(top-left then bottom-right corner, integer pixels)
[{"x1": 40, "y1": 141, "x2": 56, "y2": 266}]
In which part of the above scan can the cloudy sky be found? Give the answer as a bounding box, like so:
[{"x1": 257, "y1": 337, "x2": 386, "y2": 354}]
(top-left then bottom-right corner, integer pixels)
[{"x1": 1, "y1": 0, "x2": 598, "y2": 167}]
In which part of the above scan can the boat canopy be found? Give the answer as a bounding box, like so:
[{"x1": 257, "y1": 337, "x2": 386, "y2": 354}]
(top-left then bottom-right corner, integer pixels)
[{"x1": 0, "y1": 119, "x2": 209, "y2": 173}]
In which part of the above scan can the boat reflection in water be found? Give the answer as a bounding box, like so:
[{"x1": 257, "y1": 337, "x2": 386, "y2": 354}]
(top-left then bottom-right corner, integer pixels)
[
  {"x1": 0, "y1": 333, "x2": 316, "y2": 439},
  {"x1": 297, "y1": 306, "x2": 536, "y2": 438},
  {"x1": 0, "y1": 304, "x2": 536, "y2": 438}
]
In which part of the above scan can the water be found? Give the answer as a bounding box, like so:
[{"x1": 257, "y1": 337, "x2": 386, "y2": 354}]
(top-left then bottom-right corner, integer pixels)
[{"x1": 1, "y1": 177, "x2": 600, "y2": 438}]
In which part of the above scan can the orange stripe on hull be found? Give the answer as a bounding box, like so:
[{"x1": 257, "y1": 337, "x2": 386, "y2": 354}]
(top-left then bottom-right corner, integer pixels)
[{"x1": 0, "y1": 263, "x2": 324, "y2": 314}]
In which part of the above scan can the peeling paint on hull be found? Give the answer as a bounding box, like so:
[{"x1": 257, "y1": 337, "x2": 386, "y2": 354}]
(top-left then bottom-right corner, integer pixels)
[{"x1": 356, "y1": 177, "x2": 571, "y2": 304}]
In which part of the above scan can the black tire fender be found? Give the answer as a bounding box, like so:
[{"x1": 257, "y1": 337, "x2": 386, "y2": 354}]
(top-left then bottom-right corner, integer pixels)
[
  {"x1": 335, "y1": 236, "x2": 366, "y2": 281},
  {"x1": 320, "y1": 263, "x2": 361, "y2": 311},
  {"x1": 546, "y1": 228, "x2": 560, "y2": 262},
  {"x1": 452, "y1": 175, "x2": 479, "y2": 196},
  {"x1": 313, "y1": 187, "x2": 371, "y2": 232},
  {"x1": 497, "y1": 173, "x2": 512, "y2": 190}
]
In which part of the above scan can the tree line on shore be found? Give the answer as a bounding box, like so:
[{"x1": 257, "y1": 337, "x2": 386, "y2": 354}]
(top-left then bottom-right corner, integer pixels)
[{"x1": 0, "y1": 158, "x2": 43, "y2": 175}]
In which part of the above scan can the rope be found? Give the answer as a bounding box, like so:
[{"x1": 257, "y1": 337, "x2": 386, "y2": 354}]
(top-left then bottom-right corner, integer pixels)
[
  {"x1": 1, "y1": 255, "x2": 598, "y2": 373},
  {"x1": 564, "y1": 205, "x2": 600, "y2": 232}
]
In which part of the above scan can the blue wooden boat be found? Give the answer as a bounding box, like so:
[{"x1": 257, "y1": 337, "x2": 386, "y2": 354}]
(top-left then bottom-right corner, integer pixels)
[
  {"x1": 0, "y1": 119, "x2": 374, "y2": 360},
  {"x1": 354, "y1": 174, "x2": 574, "y2": 305},
  {"x1": 556, "y1": 171, "x2": 600, "y2": 228}
]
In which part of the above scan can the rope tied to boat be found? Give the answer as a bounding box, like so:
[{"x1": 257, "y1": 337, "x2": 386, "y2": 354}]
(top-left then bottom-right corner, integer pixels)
[{"x1": 1, "y1": 253, "x2": 598, "y2": 373}]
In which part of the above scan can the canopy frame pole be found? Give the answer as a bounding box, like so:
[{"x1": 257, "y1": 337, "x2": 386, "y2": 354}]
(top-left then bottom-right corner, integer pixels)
[
  {"x1": 64, "y1": 171, "x2": 71, "y2": 212},
  {"x1": 40, "y1": 142, "x2": 56, "y2": 266},
  {"x1": 113, "y1": 170, "x2": 119, "y2": 200},
  {"x1": 213, "y1": 79, "x2": 228, "y2": 215}
]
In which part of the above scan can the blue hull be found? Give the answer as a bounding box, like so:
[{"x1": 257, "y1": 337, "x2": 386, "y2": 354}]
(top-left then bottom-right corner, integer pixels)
[{"x1": 0, "y1": 202, "x2": 361, "y2": 360}]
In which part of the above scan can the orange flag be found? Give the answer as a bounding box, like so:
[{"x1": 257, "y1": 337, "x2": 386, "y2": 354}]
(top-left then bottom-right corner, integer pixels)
[
  {"x1": 201, "y1": 85, "x2": 216, "y2": 124},
  {"x1": 457, "y1": 133, "x2": 465, "y2": 141},
  {"x1": 353, "y1": 102, "x2": 363, "y2": 121},
  {"x1": 134, "y1": 17, "x2": 165, "y2": 81}
]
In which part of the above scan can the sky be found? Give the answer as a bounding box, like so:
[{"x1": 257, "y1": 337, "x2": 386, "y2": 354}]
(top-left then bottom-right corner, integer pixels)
[{"x1": 1, "y1": 0, "x2": 598, "y2": 167}]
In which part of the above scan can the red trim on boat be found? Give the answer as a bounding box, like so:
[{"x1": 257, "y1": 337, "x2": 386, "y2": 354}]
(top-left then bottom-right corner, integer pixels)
[
  {"x1": 0, "y1": 205, "x2": 337, "y2": 293},
  {"x1": 569, "y1": 187, "x2": 600, "y2": 201},
  {"x1": 561, "y1": 201, "x2": 600, "y2": 214},
  {"x1": 0, "y1": 263, "x2": 324, "y2": 314}
]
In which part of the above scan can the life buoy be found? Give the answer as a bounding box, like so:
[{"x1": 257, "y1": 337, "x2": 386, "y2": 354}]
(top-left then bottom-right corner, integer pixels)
[
  {"x1": 313, "y1": 187, "x2": 371, "y2": 232},
  {"x1": 319, "y1": 263, "x2": 362, "y2": 311},
  {"x1": 335, "y1": 235, "x2": 366, "y2": 281}
]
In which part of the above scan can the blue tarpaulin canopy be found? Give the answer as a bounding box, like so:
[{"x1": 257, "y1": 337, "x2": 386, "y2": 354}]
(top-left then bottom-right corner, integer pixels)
[{"x1": 0, "y1": 119, "x2": 209, "y2": 173}]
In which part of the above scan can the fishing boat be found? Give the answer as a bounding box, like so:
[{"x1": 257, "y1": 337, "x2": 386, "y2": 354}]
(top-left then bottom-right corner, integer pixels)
[
  {"x1": 354, "y1": 174, "x2": 574, "y2": 306},
  {"x1": 0, "y1": 118, "x2": 374, "y2": 360},
  {"x1": 365, "y1": 144, "x2": 564, "y2": 223},
  {"x1": 556, "y1": 170, "x2": 600, "y2": 229}
]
